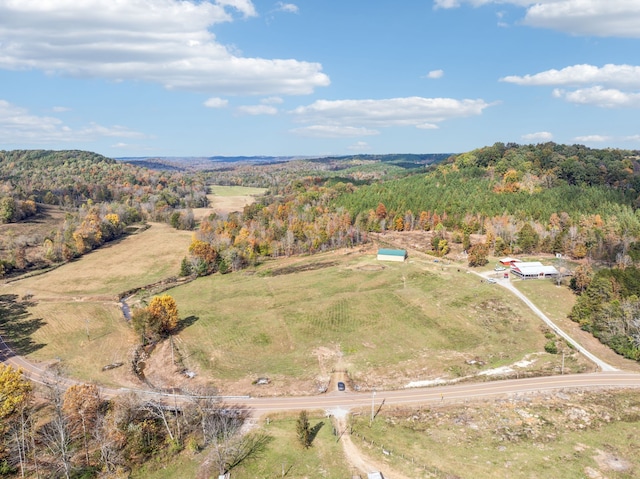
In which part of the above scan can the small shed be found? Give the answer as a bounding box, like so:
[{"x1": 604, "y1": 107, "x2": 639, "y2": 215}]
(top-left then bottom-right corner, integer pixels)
[
  {"x1": 377, "y1": 248, "x2": 407, "y2": 262},
  {"x1": 510, "y1": 261, "x2": 559, "y2": 280}
]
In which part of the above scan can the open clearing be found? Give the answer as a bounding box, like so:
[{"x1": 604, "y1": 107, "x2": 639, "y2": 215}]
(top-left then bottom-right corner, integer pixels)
[
  {"x1": 193, "y1": 185, "x2": 266, "y2": 220},
  {"x1": 349, "y1": 388, "x2": 640, "y2": 479},
  {"x1": 158, "y1": 249, "x2": 591, "y2": 395},
  {"x1": 5, "y1": 222, "x2": 192, "y2": 298},
  {"x1": 1, "y1": 222, "x2": 192, "y2": 385}
]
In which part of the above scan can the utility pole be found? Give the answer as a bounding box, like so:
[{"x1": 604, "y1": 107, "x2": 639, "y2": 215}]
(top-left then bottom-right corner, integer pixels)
[
  {"x1": 561, "y1": 350, "x2": 565, "y2": 374},
  {"x1": 370, "y1": 389, "x2": 376, "y2": 426},
  {"x1": 85, "y1": 319, "x2": 90, "y2": 341}
]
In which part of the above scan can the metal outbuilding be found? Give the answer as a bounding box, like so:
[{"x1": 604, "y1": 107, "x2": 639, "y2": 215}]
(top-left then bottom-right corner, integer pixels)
[{"x1": 377, "y1": 248, "x2": 407, "y2": 262}]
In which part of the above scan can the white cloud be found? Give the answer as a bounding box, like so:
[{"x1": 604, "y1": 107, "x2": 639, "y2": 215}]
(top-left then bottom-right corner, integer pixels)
[
  {"x1": 503, "y1": 64, "x2": 640, "y2": 109},
  {"x1": 0, "y1": 0, "x2": 329, "y2": 96},
  {"x1": 52, "y1": 106, "x2": 71, "y2": 112},
  {"x1": 348, "y1": 141, "x2": 371, "y2": 151},
  {"x1": 204, "y1": 97, "x2": 229, "y2": 108},
  {"x1": 416, "y1": 123, "x2": 439, "y2": 130},
  {"x1": 426, "y1": 69, "x2": 444, "y2": 79},
  {"x1": 290, "y1": 125, "x2": 379, "y2": 138},
  {"x1": 501, "y1": 64, "x2": 640, "y2": 89},
  {"x1": 291, "y1": 97, "x2": 492, "y2": 129},
  {"x1": 624, "y1": 134, "x2": 640, "y2": 142},
  {"x1": 434, "y1": 1, "x2": 640, "y2": 38},
  {"x1": 236, "y1": 104, "x2": 278, "y2": 115},
  {"x1": 275, "y1": 2, "x2": 299, "y2": 14},
  {"x1": 0, "y1": 99, "x2": 145, "y2": 143},
  {"x1": 521, "y1": 131, "x2": 553, "y2": 141},
  {"x1": 574, "y1": 134, "x2": 611, "y2": 143},
  {"x1": 216, "y1": 0, "x2": 257, "y2": 18},
  {"x1": 261, "y1": 96, "x2": 284, "y2": 104},
  {"x1": 554, "y1": 87, "x2": 640, "y2": 108}
]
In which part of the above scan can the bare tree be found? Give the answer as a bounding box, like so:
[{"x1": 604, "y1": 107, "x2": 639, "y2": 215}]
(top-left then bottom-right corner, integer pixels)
[{"x1": 40, "y1": 375, "x2": 73, "y2": 479}]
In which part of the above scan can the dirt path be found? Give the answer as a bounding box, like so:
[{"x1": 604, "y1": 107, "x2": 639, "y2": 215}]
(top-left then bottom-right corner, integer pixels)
[{"x1": 334, "y1": 414, "x2": 412, "y2": 479}]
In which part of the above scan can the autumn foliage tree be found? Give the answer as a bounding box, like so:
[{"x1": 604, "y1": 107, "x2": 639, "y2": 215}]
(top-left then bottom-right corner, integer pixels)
[
  {"x1": 468, "y1": 242, "x2": 489, "y2": 267},
  {"x1": 132, "y1": 295, "x2": 180, "y2": 343}
]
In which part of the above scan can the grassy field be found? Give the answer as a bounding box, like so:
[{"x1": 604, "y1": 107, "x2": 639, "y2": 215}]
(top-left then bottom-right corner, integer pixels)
[
  {"x1": 208, "y1": 185, "x2": 267, "y2": 197},
  {"x1": 132, "y1": 412, "x2": 350, "y2": 479},
  {"x1": 349, "y1": 389, "x2": 640, "y2": 479},
  {"x1": 6, "y1": 222, "x2": 192, "y2": 298},
  {"x1": 1, "y1": 222, "x2": 191, "y2": 384},
  {"x1": 168, "y1": 251, "x2": 571, "y2": 393},
  {"x1": 2, "y1": 221, "x2": 598, "y2": 391},
  {"x1": 193, "y1": 185, "x2": 267, "y2": 220}
]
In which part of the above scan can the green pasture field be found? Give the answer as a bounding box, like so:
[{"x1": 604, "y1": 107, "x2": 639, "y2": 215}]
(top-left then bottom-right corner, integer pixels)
[
  {"x1": 208, "y1": 185, "x2": 267, "y2": 197},
  {"x1": 170, "y1": 252, "x2": 562, "y2": 390},
  {"x1": 349, "y1": 390, "x2": 640, "y2": 479}
]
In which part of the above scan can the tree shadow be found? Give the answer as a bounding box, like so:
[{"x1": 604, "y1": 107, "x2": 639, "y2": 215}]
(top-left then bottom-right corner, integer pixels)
[
  {"x1": 0, "y1": 293, "x2": 46, "y2": 357},
  {"x1": 173, "y1": 315, "x2": 199, "y2": 334},
  {"x1": 308, "y1": 421, "x2": 325, "y2": 445}
]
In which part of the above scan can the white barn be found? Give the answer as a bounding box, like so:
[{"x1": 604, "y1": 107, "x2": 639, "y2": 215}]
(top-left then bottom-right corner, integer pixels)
[{"x1": 510, "y1": 261, "x2": 559, "y2": 280}]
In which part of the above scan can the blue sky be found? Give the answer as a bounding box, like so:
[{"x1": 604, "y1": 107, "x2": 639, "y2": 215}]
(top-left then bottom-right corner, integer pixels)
[{"x1": 1, "y1": 1, "x2": 639, "y2": 157}]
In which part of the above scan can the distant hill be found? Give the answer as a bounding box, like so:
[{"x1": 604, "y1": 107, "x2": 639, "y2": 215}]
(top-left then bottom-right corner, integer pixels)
[{"x1": 116, "y1": 153, "x2": 454, "y2": 171}]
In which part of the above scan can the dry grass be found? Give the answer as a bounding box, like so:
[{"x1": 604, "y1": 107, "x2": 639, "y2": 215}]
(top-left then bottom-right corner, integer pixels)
[
  {"x1": 349, "y1": 389, "x2": 640, "y2": 479},
  {"x1": 193, "y1": 185, "x2": 266, "y2": 220},
  {"x1": 6, "y1": 222, "x2": 192, "y2": 298}
]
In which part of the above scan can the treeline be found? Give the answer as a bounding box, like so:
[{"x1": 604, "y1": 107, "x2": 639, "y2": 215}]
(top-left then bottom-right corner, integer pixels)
[
  {"x1": 0, "y1": 150, "x2": 208, "y2": 212},
  {"x1": 333, "y1": 143, "x2": 640, "y2": 264},
  {"x1": 0, "y1": 150, "x2": 208, "y2": 276},
  {"x1": 569, "y1": 265, "x2": 640, "y2": 361},
  {"x1": 0, "y1": 365, "x2": 267, "y2": 478},
  {"x1": 184, "y1": 178, "x2": 365, "y2": 276}
]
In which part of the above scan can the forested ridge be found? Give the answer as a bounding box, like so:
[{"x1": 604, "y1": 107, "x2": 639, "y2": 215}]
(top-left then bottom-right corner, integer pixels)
[
  {"x1": 331, "y1": 142, "x2": 640, "y2": 264},
  {"x1": 0, "y1": 150, "x2": 208, "y2": 276}
]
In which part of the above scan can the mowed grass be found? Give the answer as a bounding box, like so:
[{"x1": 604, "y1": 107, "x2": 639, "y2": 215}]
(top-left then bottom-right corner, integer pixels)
[
  {"x1": 2, "y1": 222, "x2": 191, "y2": 384},
  {"x1": 7, "y1": 222, "x2": 192, "y2": 298},
  {"x1": 171, "y1": 252, "x2": 552, "y2": 387},
  {"x1": 23, "y1": 301, "x2": 137, "y2": 386},
  {"x1": 349, "y1": 390, "x2": 640, "y2": 479}
]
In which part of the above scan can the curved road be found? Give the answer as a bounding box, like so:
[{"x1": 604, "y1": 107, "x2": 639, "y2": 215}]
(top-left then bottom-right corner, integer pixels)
[
  {"x1": 1, "y1": 268, "x2": 637, "y2": 413},
  {"x1": 477, "y1": 271, "x2": 617, "y2": 371}
]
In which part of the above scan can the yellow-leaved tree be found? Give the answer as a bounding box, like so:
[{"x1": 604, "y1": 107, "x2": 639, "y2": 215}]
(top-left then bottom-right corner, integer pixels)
[
  {"x1": 147, "y1": 294, "x2": 179, "y2": 335},
  {"x1": 0, "y1": 364, "x2": 31, "y2": 420}
]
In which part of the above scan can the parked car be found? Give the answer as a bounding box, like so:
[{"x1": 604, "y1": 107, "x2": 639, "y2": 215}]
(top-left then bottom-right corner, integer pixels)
[
  {"x1": 337, "y1": 381, "x2": 346, "y2": 391},
  {"x1": 487, "y1": 278, "x2": 497, "y2": 284},
  {"x1": 494, "y1": 266, "x2": 506, "y2": 271}
]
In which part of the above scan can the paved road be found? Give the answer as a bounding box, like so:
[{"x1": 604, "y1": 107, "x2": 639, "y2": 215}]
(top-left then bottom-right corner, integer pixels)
[{"x1": 476, "y1": 270, "x2": 617, "y2": 372}]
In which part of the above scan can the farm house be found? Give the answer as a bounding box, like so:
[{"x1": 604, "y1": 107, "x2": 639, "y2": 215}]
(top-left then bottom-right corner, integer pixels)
[
  {"x1": 377, "y1": 248, "x2": 407, "y2": 262},
  {"x1": 510, "y1": 261, "x2": 559, "y2": 280}
]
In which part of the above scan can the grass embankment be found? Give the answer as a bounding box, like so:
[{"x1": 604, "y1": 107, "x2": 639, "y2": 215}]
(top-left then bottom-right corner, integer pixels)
[
  {"x1": 349, "y1": 389, "x2": 640, "y2": 478},
  {"x1": 170, "y1": 251, "x2": 577, "y2": 393}
]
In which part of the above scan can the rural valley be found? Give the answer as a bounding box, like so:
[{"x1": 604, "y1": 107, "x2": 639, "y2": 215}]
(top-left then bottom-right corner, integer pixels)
[{"x1": 2, "y1": 146, "x2": 640, "y2": 478}]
